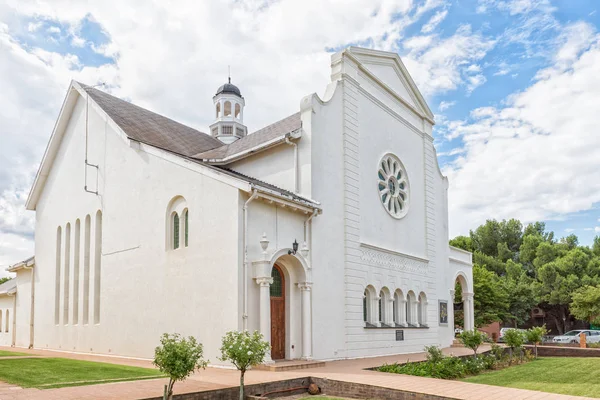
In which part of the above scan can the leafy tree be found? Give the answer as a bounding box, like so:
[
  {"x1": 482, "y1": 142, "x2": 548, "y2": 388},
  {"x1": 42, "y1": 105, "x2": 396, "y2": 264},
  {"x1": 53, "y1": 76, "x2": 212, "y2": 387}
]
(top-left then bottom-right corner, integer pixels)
[
  {"x1": 560, "y1": 234, "x2": 579, "y2": 250},
  {"x1": 525, "y1": 325, "x2": 547, "y2": 358},
  {"x1": 449, "y1": 235, "x2": 473, "y2": 252},
  {"x1": 219, "y1": 330, "x2": 270, "y2": 400},
  {"x1": 503, "y1": 328, "x2": 525, "y2": 360},
  {"x1": 473, "y1": 251, "x2": 507, "y2": 276},
  {"x1": 153, "y1": 333, "x2": 208, "y2": 400},
  {"x1": 592, "y1": 236, "x2": 600, "y2": 257},
  {"x1": 519, "y1": 234, "x2": 543, "y2": 270},
  {"x1": 502, "y1": 260, "x2": 537, "y2": 326},
  {"x1": 570, "y1": 285, "x2": 600, "y2": 325},
  {"x1": 0, "y1": 277, "x2": 11, "y2": 285},
  {"x1": 473, "y1": 264, "x2": 509, "y2": 326},
  {"x1": 459, "y1": 330, "x2": 488, "y2": 357}
]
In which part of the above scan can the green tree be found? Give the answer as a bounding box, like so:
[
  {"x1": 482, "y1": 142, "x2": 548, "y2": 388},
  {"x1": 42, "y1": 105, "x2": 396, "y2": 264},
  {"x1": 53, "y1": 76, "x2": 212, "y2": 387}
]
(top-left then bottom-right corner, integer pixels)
[
  {"x1": 153, "y1": 333, "x2": 208, "y2": 400},
  {"x1": 525, "y1": 325, "x2": 547, "y2": 358},
  {"x1": 449, "y1": 235, "x2": 473, "y2": 252},
  {"x1": 570, "y1": 285, "x2": 600, "y2": 325},
  {"x1": 503, "y1": 328, "x2": 525, "y2": 360},
  {"x1": 0, "y1": 277, "x2": 11, "y2": 285},
  {"x1": 473, "y1": 264, "x2": 509, "y2": 326},
  {"x1": 502, "y1": 260, "x2": 537, "y2": 326},
  {"x1": 459, "y1": 330, "x2": 488, "y2": 357},
  {"x1": 219, "y1": 330, "x2": 270, "y2": 400},
  {"x1": 473, "y1": 251, "x2": 507, "y2": 276},
  {"x1": 592, "y1": 236, "x2": 600, "y2": 257}
]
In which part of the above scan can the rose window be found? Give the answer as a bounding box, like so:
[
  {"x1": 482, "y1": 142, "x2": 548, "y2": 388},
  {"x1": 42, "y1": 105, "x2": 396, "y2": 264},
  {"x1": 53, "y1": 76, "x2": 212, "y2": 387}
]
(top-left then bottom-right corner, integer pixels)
[{"x1": 378, "y1": 154, "x2": 409, "y2": 219}]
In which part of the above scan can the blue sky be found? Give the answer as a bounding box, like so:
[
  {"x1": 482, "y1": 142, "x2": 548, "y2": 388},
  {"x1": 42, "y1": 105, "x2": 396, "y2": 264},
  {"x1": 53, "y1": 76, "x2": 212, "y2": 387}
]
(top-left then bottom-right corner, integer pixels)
[{"x1": 1, "y1": 0, "x2": 600, "y2": 270}]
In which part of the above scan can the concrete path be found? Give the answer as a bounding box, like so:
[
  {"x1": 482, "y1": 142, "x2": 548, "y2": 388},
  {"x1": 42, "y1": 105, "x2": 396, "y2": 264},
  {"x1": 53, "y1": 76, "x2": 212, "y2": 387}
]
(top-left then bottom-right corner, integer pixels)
[{"x1": 0, "y1": 345, "x2": 594, "y2": 400}]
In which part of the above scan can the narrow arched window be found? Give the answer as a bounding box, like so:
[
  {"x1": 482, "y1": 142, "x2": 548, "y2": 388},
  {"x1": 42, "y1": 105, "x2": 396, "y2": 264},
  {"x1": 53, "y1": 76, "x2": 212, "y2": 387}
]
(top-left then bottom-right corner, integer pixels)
[
  {"x1": 5, "y1": 310, "x2": 9, "y2": 333},
  {"x1": 378, "y1": 293, "x2": 383, "y2": 323},
  {"x1": 0, "y1": 310, "x2": 3, "y2": 333},
  {"x1": 173, "y1": 213, "x2": 180, "y2": 249},
  {"x1": 363, "y1": 290, "x2": 368, "y2": 322},
  {"x1": 224, "y1": 101, "x2": 232, "y2": 116},
  {"x1": 235, "y1": 103, "x2": 241, "y2": 118},
  {"x1": 184, "y1": 210, "x2": 189, "y2": 247},
  {"x1": 216, "y1": 103, "x2": 221, "y2": 118}
]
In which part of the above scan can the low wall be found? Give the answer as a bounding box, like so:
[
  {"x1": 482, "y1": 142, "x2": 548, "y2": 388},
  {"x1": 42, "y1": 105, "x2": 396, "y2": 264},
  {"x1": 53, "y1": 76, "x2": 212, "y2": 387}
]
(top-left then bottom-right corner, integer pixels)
[
  {"x1": 143, "y1": 377, "x2": 458, "y2": 400},
  {"x1": 525, "y1": 345, "x2": 600, "y2": 357}
]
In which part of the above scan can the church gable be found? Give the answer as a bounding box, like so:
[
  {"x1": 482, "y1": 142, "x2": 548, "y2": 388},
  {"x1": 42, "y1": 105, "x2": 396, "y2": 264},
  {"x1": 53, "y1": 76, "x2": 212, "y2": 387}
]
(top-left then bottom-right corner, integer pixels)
[{"x1": 344, "y1": 47, "x2": 434, "y2": 124}]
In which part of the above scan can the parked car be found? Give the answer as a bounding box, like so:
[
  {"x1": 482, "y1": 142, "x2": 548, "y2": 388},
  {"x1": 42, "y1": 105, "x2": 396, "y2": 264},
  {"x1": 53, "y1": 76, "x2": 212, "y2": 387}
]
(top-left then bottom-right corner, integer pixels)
[
  {"x1": 552, "y1": 330, "x2": 600, "y2": 344},
  {"x1": 498, "y1": 327, "x2": 525, "y2": 342}
]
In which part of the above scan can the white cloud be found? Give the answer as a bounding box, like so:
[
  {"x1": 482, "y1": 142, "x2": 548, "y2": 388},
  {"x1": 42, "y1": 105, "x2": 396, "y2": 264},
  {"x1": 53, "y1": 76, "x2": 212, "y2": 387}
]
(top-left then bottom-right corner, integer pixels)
[
  {"x1": 564, "y1": 228, "x2": 575, "y2": 233},
  {"x1": 596, "y1": 227, "x2": 600, "y2": 233},
  {"x1": 439, "y1": 100, "x2": 455, "y2": 111},
  {"x1": 445, "y1": 22, "x2": 600, "y2": 236},
  {"x1": 421, "y1": 9, "x2": 448, "y2": 33}
]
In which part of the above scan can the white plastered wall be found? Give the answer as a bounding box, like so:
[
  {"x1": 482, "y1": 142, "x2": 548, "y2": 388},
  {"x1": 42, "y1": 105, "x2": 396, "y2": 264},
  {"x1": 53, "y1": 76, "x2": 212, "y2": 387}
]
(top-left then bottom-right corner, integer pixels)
[
  {"x1": 33, "y1": 93, "x2": 241, "y2": 362},
  {"x1": 0, "y1": 295, "x2": 13, "y2": 346}
]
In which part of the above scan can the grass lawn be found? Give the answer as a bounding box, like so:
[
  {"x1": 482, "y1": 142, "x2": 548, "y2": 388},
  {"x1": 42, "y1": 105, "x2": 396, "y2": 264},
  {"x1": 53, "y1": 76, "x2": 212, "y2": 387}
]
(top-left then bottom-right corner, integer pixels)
[
  {"x1": 463, "y1": 357, "x2": 600, "y2": 398},
  {"x1": 0, "y1": 350, "x2": 31, "y2": 357},
  {"x1": 0, "y1": 358, "x2": 166, "y2": 389}
]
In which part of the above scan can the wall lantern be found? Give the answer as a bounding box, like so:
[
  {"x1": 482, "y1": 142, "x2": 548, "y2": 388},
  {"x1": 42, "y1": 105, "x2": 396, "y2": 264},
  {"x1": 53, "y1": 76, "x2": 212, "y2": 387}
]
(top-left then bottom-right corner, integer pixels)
[{"x1": 288, "y1": 239, "x2": 299, "y2": 255}]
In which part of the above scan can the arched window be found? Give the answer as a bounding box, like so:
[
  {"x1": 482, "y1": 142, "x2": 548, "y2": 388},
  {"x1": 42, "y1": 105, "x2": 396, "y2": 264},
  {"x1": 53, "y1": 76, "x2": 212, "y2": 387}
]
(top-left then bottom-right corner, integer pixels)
[
  {"x1": 216, "y1": 103, "x2": 221, "y2": 118},
  {"x1": 235, "y1": 103, "x2": 241, "y2": 118},
  {"x1": 378, "y1": 294, "x2": 383, "y2": 323},
  {"x1": 363, "y1": 285, "x2": 377, "y2": 326},
  {"x1": 0, "y1": 310, "x2": 3, "y2": 332},
  {"x1": 183, "y1": 209, "x2": 189, "y2": 247},
  {"x1": 379, "y1": 288, "x2": 391, "y2": 326},
  {"x1": 173, "y1": 213, "x2": 180, "y2": 249},
  {"x1": 224, "y1": 101, "x2": 232, "y2": 116},
  {"x1": 407, "y1": 291, "x2": 417, "y2": 326},
  {"x1": 363, "y1": 291, "x2": 368, "y2": 322},
  {"x1": 5, "y1": 310, "x2": 9, "y2": 333},
  {"x1": 394, "y1": 289, "x2": 407, "y2": 327},
  {"x1": 166, "y1": 196, "x2": 188, "y2": 251},
  {"x1": 418, "y1": 292, "x2": 428, "y2": 327}
]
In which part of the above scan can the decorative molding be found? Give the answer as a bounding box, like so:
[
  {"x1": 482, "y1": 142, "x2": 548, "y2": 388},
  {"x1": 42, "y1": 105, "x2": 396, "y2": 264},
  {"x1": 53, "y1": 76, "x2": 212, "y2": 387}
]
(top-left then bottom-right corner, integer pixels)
[
  {"x1": 359, "y1": 243, "x2": 429, "y2": 274},
  {"x1": 298, "y1": 282, "x2": 313, "y2": 291},
  {"x1": 449, "y1": 256, "x2": 473, "y2": 267},
  {"x1": 256, "y1": 277, "x2": 273, "y2": 287}
]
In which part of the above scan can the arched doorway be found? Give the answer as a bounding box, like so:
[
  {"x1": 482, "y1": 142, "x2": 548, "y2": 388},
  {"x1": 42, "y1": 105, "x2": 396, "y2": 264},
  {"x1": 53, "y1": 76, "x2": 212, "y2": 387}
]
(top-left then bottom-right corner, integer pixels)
[
  {"x1": 454, "y1": 272, "x2": 473, "y2": 331},
  {"x1": 270, "y1": 264, "x2": 286, "y2": 360}
]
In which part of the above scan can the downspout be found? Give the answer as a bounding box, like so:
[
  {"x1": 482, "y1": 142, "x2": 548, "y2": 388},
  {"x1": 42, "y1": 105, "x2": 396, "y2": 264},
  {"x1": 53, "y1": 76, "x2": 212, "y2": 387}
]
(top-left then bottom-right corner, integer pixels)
[
  {"x1": 8, "y1": 291, "x2": 16, "y2": 347},
  {"x1": 23, "y1": 264, "x2": 35, "y2": 349},
  {"x1": 242, "y1": 189, "x2": 259, "y2": 330},
  {"x1": 304, "y1": 209, "x2": 318, "y2": 271},
  {"x1": 285, "y1": 137, "x2": 299, "y2": 193}
]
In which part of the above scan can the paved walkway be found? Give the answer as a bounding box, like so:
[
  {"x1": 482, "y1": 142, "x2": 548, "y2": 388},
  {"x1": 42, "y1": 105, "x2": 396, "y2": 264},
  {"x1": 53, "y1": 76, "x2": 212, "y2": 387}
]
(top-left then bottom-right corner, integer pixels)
[{"x1": 0, "y1": 345, "x2": 593, "y2": 400}]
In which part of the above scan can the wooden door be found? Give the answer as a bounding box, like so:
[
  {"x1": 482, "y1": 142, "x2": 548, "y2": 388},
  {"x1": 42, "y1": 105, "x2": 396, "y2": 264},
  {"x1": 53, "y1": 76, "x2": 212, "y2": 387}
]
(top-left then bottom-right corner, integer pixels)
[{"x1": 270, "y1": 265, "x2": 285, "y2": 360}]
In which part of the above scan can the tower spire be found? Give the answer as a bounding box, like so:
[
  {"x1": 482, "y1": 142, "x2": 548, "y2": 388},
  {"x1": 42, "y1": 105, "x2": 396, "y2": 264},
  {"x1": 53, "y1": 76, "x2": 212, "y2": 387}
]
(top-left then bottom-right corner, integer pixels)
[{"x1": 228, "y1": 65, "x2": 231, "y2": 84}]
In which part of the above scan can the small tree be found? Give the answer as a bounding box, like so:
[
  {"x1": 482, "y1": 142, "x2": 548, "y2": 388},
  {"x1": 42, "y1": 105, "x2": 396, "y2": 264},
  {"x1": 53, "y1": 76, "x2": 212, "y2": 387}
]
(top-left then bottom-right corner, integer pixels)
[
  {"x1": 571, "y1": 285, "x2": 600, "y2": 325},
  {"x1": 153, "y1": 333, "x2": 208, "y2": 400},
  {"x1": 525, "y1": 325, "x2": 547, "y2": 358},
  {"x1": 219, "y1": 330, "x2": 270, "y2": 400},
  {"x1": 503, "y1": 328, "x2": 525, "y2": 361},
  {"x1": 459, "y1": 330, "x2": 488, "y2": 357}
]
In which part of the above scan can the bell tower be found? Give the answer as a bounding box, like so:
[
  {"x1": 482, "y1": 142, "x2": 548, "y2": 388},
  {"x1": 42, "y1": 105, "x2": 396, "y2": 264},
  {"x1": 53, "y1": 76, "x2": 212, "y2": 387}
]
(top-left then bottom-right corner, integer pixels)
[{"x1": 210, "y1": 77, "x2": 247, "y2": 144}]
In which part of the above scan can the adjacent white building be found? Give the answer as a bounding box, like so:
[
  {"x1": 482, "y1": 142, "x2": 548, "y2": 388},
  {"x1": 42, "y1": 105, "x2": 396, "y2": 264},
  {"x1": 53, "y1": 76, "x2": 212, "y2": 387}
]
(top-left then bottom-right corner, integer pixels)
[{"x1": 7, "y1": 47, "x2": 473, "y2": 363}]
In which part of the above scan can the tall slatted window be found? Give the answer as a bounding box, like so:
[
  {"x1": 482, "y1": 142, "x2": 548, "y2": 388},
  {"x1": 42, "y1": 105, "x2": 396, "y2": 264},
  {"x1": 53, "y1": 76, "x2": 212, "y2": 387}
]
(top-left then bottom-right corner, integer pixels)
[
  {"x1": 94, "y1": 211, "x2": 102, "y2": 324},
  {"x1": 73, "y1": 219, "x2": 80, "y2": 324},
  {"x1": 173, "y1": 213, "x2": 180, "y2": 249},
  {"x1": 378, "y1": 295, "x2": 382, "y2": 322},
  {"x1": 5, "y1": 310, "x2": 8, "y2": 333},
  {"x1": 55, "y1": 226, "x2": 62, "y2": 325},
  {"x1": 83, "y1": 215, "x2": 91, "y2": 324},
  {"x1": 184, "y1": 210, "x2": 189, "y2": 247},
  {"x1": 270, "y1": 267, "x2": 283, "y2": 297}
]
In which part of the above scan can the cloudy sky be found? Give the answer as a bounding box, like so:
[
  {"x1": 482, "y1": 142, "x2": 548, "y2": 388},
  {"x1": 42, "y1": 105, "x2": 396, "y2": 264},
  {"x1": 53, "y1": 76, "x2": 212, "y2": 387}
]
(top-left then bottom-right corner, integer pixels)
[{"x1": 1, "y1": 0, "x2": 600, "y2": 273}]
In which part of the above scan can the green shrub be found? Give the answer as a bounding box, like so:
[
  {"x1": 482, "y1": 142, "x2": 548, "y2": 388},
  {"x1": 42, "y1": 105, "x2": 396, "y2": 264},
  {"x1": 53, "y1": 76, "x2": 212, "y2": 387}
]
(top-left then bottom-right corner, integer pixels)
[
  {"x1": 587, "y1": 342, "x2": 600, "y2": 349},
  {"x1": 503, "y1": 329, "x2": 525, "y2": 361},
  {"x1": 424, "y1": 345, "x2": 445, "y2": 363},
  {"x1": 525, "y1": 325, "x2": 547, "y2": 358},
  {"x1": 153, "y1": 333, "x2": 208, "y2": 400},
  {"x1": 459, "y1": 330, "x2": 489, "y2": 357}
]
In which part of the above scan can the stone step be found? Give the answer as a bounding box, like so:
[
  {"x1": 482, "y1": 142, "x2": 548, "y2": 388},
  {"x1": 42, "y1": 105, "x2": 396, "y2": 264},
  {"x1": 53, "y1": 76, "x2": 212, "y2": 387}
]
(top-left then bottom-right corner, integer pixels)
[
  {"x1": 254, "y1": 359, "x2": 326, "y2": 372},
  {"x1": 451, "y1": 339, "x2": 464, "y2": 348}
]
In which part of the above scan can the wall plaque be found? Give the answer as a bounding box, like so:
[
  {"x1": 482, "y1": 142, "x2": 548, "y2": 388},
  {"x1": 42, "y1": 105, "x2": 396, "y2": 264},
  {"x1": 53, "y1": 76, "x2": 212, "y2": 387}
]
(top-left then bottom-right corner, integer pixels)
[
  {"x1": 395, "y1": 330, "x2": 404, "y2": 341},
  {"x1": 439, "y1": 300, "x2": 448, "y2": 325}
]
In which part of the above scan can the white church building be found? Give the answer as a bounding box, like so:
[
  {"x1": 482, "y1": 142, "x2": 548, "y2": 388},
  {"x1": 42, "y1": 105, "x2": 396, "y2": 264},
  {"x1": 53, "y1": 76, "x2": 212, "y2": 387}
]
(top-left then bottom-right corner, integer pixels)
[{"x1": 4, "y1": 47, "x2": 474, "y2": 363}]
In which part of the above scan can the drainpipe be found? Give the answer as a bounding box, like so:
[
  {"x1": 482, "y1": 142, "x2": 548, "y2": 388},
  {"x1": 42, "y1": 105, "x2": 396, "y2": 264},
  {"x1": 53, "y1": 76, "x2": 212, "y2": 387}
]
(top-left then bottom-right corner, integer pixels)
[
  {"x1": 285, "y1": 137, "x2": 299, "y2": 193},
  {"x1": 242, "y1": 189, "x2": 259, "y2": 331},
  {"x1": 8, "y1": 291, "x2": 16, "y2": 347},
  {"x1": 304, "y1": 209, "x2": 318, "y2": 270},
  {"x1": 23, "y1": 264, "x2": 35, "y2": 349}
]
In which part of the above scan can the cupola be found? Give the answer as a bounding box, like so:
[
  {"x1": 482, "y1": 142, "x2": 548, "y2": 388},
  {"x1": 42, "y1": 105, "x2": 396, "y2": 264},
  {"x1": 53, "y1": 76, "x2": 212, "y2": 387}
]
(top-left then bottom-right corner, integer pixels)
[{"x1": 209, "y1": 77, "x2": 247, "y2": 144}]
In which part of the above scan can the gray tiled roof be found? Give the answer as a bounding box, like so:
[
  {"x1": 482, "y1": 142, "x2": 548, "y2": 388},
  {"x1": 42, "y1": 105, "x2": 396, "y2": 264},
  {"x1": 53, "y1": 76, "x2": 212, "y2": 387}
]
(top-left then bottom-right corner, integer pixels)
[
  {"x1": 193, "y1": 112, "x2": 301, "y2": 161},
  {"x1": 81, "y1": 83, "x2": 223, "y2": 157},
  {"x1": 0, "y1": 279, "x2": 16, "y2": 295}
]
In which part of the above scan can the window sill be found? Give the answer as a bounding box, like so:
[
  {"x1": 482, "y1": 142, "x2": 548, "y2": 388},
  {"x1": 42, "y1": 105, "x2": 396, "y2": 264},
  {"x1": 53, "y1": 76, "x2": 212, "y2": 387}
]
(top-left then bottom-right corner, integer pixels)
[{"x1": 364, "y1": 324, "x2": 429, "y2": 330}]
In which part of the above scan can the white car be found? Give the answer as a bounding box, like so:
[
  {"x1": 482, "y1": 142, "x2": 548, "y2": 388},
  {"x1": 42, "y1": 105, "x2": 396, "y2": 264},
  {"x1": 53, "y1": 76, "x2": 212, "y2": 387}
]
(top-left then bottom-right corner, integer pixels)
[
  {"x1": 498, "y1": 327, "x2": 525, "y2": 342},
  {"x1": 552, "y1": 330, "x2": 600, "y2": 344}
]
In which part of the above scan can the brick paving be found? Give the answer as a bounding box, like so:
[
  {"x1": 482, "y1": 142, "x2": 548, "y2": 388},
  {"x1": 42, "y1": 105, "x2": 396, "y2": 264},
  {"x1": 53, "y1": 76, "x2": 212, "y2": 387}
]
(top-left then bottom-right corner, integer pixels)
[{"x1": 0, "y1": 345, "x2": 594, "y2": 400}]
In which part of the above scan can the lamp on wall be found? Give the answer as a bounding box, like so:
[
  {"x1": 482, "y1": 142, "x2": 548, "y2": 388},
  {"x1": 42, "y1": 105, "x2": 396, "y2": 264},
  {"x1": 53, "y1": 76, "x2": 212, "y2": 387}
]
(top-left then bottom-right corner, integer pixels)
[{"x1": 288, "y1": 239, "x2": 299, "y2": 255}]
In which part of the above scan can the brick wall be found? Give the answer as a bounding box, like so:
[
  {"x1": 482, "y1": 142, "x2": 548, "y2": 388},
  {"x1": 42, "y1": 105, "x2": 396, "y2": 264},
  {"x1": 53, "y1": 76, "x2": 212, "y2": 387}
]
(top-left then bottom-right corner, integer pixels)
[{"x1": 525, "y1": 345, "x2": 600, "y2": 357}]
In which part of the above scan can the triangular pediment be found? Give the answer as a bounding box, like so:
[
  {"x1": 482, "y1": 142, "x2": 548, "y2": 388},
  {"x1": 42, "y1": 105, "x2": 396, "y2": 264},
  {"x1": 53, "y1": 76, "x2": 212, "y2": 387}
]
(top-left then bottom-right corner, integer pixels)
[{"x1": 345, "y1": 47, "x2": 434, "y2": 122}]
